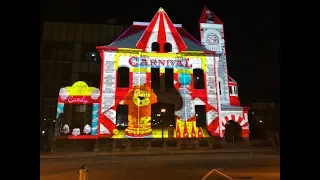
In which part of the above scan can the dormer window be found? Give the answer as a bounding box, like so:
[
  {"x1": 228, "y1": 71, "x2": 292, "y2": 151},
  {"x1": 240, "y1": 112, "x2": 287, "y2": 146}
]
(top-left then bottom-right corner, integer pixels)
[
  {"x1": 151, "y1": 42, "x2": 160, "y2": 51},
  {"x1": 229, "y1": 86, "x2": 238, "y2": 96},
  {"x1": 164, "y1": 42, "x2": 172, "y2": 52}
]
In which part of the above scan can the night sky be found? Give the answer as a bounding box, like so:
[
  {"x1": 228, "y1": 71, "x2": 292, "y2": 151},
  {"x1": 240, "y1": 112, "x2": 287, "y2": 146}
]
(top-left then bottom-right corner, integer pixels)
[{"x1": 41, "y1": 0, "x2": 280, "y2": 104}]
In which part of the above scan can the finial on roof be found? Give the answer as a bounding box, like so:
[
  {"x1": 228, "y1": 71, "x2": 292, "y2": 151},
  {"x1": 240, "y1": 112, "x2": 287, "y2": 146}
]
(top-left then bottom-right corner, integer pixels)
[{"x1": 158, "y1": 7, "x2": 164, "y2": 12}]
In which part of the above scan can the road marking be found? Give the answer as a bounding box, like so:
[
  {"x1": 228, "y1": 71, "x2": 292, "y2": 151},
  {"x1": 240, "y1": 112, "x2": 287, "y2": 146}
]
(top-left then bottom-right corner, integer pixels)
[
  {"x1": 201, "y1": 169, "x2": 216, "y2": 180},
  {"x1": 201, "y1": 169, "x2": 233, "y2": 180},
  {"x1": 214, "y1": 169, "x2": 234, "y2": 180}
]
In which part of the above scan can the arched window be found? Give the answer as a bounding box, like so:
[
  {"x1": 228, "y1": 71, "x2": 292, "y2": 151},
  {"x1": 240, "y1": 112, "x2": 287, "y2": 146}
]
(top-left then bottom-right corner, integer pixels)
[
  {"x1": 229, "y1": 86, "x2": 238, "y2": 96},
  {"x1": 164, "y1": 42, "x2": 172, "y2": 52},
  {"x1": 193, "y1": 69, "x2": 205, "y2": 89},
  {"x1": 151, "y1": 42, "x2": 160, "y2": 52},
  {"x1": 117, "y1": 67, "x2": 129, "y2": 88}
]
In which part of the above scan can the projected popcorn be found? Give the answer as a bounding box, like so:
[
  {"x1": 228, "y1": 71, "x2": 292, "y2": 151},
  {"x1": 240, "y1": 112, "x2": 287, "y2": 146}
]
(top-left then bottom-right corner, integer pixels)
[
  {"x1": 72, "y1": 128, "x2": 80, "y2": 136},
  {"x1": 62, "y1": 124, "x2": 70, "y2": 134},
  {"x1": 83, "y1": 124, "x2": 91, "y2": 134},
  {"x1": 59, "y1": 88, "x2": 69, "y2": 101},
  {"x1": 91, "y1": 88, "x2": 100, "y2": 100}
]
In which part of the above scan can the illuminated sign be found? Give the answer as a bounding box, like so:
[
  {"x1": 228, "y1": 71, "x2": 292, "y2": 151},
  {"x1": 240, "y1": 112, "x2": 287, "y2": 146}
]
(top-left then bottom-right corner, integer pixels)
[
  {"x1": 128, "y1": 56, "x2": 192, "y2": 68},
  {"x1": 67, "y1": 96, "x2": 89, "y2": 104}
]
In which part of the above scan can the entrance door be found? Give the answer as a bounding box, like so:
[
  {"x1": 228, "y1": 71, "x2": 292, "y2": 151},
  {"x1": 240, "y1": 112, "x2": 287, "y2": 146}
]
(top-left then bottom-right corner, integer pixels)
[
  {"x1": 151, "y1": 102, "x2": 175, "y2": 138},
  {"x1": 225, "y1": 120, "x2": 243, "y2": 142}
]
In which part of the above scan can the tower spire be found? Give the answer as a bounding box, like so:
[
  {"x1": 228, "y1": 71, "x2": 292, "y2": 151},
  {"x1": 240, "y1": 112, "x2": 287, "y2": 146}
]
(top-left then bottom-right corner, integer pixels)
[
  {"x1": 136, "y1": 7, "x2": 187, "y2": 52},
  {"x1": 199, "y1": 6, "x2": 223, "y2": 24},
  {"x1": 158, "y1": 7, "x2": 164, "y2": 12}
]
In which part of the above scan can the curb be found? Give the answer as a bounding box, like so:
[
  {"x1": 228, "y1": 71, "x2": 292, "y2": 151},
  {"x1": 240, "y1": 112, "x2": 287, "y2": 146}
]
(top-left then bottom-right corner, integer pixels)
[{"x1": 40, "y1": 149, "x2": 277, "y2": 159}]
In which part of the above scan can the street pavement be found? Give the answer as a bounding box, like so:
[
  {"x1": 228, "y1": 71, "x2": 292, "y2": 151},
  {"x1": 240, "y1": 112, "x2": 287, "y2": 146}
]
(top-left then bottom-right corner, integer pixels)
[
  {"x1": 40, "y1": 152, "x2": 280, "y2": 180},
  {"x1": 40, "y1": 148, "x2": 278, "y2": 159}
]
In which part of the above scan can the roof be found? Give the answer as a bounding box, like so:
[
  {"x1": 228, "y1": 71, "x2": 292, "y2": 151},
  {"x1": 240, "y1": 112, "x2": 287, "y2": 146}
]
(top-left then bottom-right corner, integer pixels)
[
  {"x1": 199, "y1": 6, "x2": 223, "y2": 24},
  {"x1": 107, "y1": 7, "x2": 207, "y2": 52},
  {"x1": 228, "y1": 76, "x2": 237, "y2": 84}
]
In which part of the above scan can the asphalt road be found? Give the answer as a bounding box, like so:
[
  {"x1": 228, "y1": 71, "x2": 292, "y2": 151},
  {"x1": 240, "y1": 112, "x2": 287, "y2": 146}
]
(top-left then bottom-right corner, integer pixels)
[{"x1": 40, "y1": 153, "x2": 280, "y2": 180}]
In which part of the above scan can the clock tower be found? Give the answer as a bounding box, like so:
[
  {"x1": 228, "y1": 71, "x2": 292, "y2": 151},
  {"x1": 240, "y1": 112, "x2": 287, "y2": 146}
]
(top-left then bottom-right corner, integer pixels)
[
  {"x1": 199, "y1": 6, "x2": 230, "y2": 105},
  {"x1": 199, "y1": 6, "x2": 224, "y2": 53}
]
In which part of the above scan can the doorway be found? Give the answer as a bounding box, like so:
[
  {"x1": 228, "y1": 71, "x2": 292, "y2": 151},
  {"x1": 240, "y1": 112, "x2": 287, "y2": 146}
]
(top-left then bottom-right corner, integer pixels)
[
  {"x1": 151, "y1": 102, "x2": 175, "y2": 138},
  {"x1": 64, "y1": 104, "x2": 93, "y2": 135},
  {"x1": 224, "y1": 120, "x2": 243, "y2": 142}
]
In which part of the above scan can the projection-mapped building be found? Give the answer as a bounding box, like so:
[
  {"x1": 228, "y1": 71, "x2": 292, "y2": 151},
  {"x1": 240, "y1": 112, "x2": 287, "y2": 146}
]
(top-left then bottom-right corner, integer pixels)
[{"x1": 55, "y1": 7, "x2": 250, "y2": 140}]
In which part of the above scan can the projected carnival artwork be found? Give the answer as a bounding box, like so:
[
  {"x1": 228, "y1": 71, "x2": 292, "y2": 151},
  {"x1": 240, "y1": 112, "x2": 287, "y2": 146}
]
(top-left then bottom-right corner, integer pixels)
[
  {"x1": 55, "y1": 81, "x2": 101, "y2": 139},
  {"x1": 123, "y1": 85, "x2": 157, "y2": 138},
  {"x1": 56, "y1": 7, "x2": 250, "y2": 139}
]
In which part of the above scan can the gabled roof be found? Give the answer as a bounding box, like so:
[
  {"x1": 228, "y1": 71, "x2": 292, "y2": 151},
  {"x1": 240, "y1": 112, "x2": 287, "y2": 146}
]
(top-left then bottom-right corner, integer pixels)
[
  {"x1": 228, "y1": 76, "x2": 237, "y2": 83},
  {"x1": 108, "y1": 7, "x2": 207, "y2": 52},
  {"x1": 199, "y1": 6, "x2": 223, "y2": 24},
  {"x1": 136, "y1": 7, "x2": 187, "y2": 52}
]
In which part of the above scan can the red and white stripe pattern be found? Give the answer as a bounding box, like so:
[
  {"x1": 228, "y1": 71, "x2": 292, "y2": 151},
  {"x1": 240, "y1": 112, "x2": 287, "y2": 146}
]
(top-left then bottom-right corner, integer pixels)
[
  {"x1": 99, "y1": 52, "x2": 118, "y2": 134},
  {"x1": 222, "y1": 114, "x2": 249, "y2": 129},
  {"x1": 136, "y1": 7, "x2": 187, "y2": 53}
]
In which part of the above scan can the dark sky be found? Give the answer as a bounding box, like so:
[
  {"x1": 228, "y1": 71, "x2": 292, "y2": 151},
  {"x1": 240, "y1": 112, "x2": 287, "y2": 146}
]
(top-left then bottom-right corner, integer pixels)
[{"x1": 41, "y1": 0, "x2": 280, "y2": 104}]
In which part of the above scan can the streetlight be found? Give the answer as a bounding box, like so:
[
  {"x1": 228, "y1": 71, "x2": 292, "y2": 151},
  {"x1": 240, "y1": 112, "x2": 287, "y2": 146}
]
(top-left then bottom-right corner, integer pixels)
[{"x1": 160, "y1": 108, "x2": 166, "y2": 147}]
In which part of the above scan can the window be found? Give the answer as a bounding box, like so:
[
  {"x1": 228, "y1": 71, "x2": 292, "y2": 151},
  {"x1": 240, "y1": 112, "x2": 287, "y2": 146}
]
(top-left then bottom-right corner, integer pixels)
[
  {"x1": 165, "y1": 68, "x2": 174, "y2": 89},
  {"x1": 50, "y1": 48, "x2": 58, "y2": 60},
  {"x1": 87, "y1": 52, "x2": 101, "y2": 62},
  {"x1": 43, "y1": 63, "x2": 55, "y2": 98},
  {"x1": 65, "y1": 43, "x2": 74, "y2": 61},
  {"x1": 62, "y1": 63, "x2": 72, "y2": 86},
  {"x1": 151, "y1": 68, "x2": 160, "y2": 89},
  {"x1": 57, "y1": 43, "x2": 66, "y2": 61},
  {"x1": 193, "y1": 69, "x2": 205, "y2": 89},
  {"x1": 229, "y1": 86, "x2": 238, "y2": 96},
  {"x1": 151, "y1": 42, "x2": 160, "y2": 51},
  {"x1": 218, "y1": 81, "x2": 222, "y2": 95},
  {"x1": 53, "y1": 63, "x2": 63, "y2": 94},
  {"x1": 80, "y1": 62, "x2": 89, "y2": 72},
  {"x1": 117, "y1": 67, "x2": 129, "y2": 87},
  {"x1": 164, "y1": 42, "x2": 172, "y2": 52},
  {"x1": 116, "y1": 104, "x2": 128, "y2": 129},
  {"x1": 234, "y1": 86, "x2": 238, "y2": 94},
  {"x1": 92, "y1": 76, "x2": 100, "y2": 88},
  {"x1": 40, "y1": 41, "x2": 52, "y2": 60},
  {"x1": 195, "y1": 105, "x2": 207, "y2": 127},
  {"x1": 81, "y1": 44, "x2": 96, "y2": 61}
]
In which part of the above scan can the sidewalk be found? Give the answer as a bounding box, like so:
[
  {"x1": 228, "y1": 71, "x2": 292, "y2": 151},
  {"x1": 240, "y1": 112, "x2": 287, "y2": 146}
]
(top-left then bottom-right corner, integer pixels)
[{"x1": 40, "y1": 148, "x2": 278, "y2": 159}]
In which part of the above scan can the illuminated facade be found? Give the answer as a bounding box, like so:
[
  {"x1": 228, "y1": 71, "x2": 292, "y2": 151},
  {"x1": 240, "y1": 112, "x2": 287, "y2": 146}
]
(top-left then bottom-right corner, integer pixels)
[
  {"x1": 55, "y1": 81, "x2": 100, "y2": 138},
  {"x1": 55, "y1": 7, "x2": 250, "y2": 139}
]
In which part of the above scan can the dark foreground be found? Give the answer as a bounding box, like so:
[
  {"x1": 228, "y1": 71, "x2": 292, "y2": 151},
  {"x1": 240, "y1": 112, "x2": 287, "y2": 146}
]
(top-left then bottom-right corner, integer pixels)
[{"x1": 40, "y1": 153, "x2": 280, "y2": 180}]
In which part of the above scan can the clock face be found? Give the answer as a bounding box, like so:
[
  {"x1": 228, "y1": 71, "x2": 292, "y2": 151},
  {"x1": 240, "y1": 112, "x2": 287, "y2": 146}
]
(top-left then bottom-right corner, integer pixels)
[{"x1": 206, "y1": 33, "x2": 219, "y2": 45}]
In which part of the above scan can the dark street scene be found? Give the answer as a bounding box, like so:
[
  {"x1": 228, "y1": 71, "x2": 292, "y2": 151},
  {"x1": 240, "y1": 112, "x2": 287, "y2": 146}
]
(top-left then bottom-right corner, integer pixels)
[
  {"x1": 40, "y1": 0, "x2": 280, "y2": 179},
  {"x1": 41, "y1": 153, "x2": 279, "y2": 180}
]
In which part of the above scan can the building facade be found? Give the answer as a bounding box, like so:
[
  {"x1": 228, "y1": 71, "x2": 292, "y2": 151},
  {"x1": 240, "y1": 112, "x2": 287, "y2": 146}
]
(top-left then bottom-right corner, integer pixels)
[
  {"x1": 54, "y1": 7, "x2": 250, "y2": 140},
  {"x1": 40, "y1": 20, "x2": 129, "y2": 123}
]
